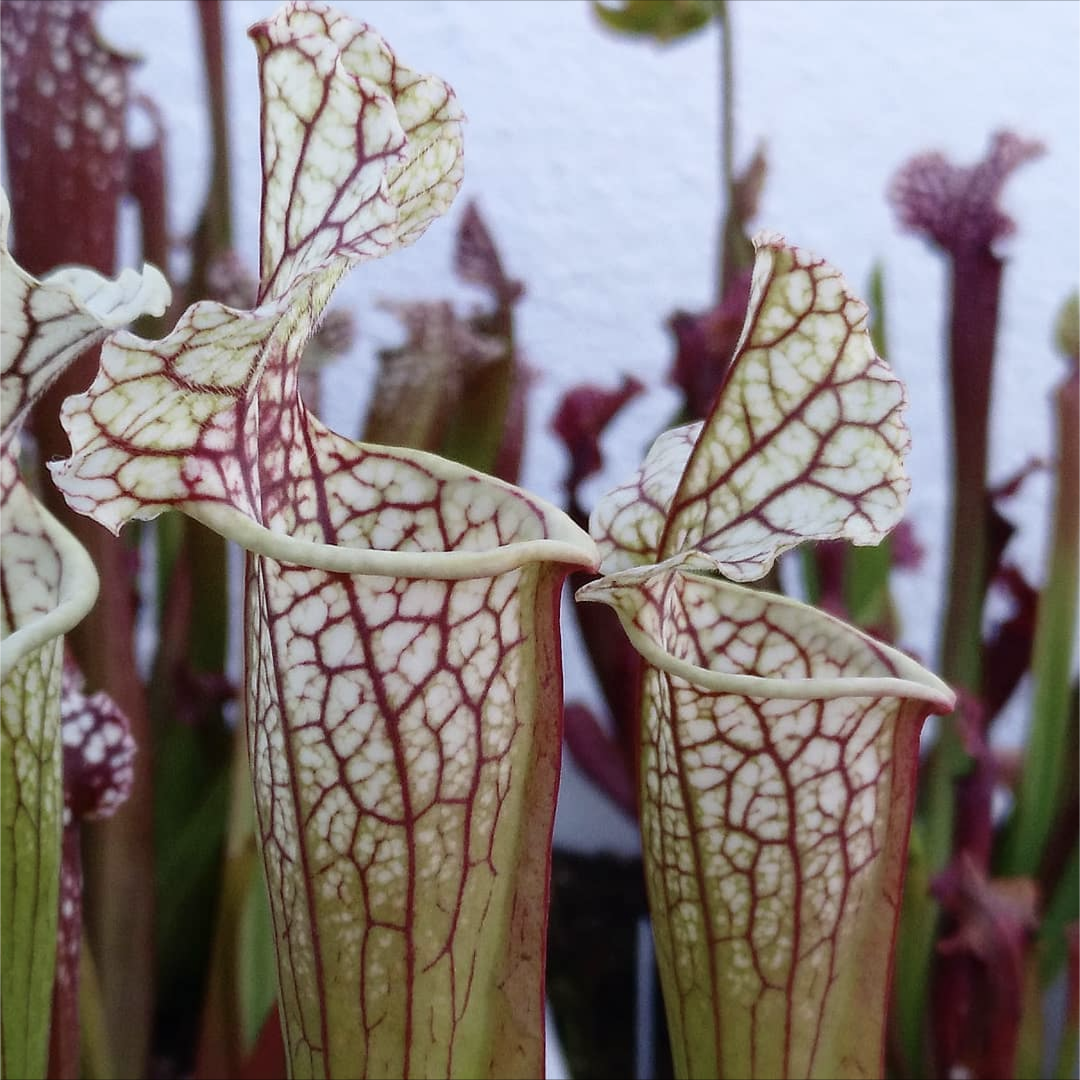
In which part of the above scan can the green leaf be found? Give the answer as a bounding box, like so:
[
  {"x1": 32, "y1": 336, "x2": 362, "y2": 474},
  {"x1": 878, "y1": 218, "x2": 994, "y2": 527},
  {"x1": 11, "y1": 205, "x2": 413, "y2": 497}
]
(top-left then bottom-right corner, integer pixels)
[
  {"x1": 841, "y1": 263, "x2": 901, "y2": 636},
  {"x1": 867, "y1": 263, "x2": 890, "y2": 357},
  {"x1": 1053, "y1": 290, "x2": 1078, "y2": 361},
  {"x1": 1, "y1": 636, "x2": 64, "y2": 1080},
  {"x1": 1039, "y1": 843, "x2": 1078, "y2": 985},
  {"x1": 237, "y1": 857, "x2": 276, "y2": 1052},
  {"x1": 999, "y1": 335, "x2": 1079, "y2": 874},
  {"x1": 843, "y1": 538, "x2": 896, "y2": 631},
  {"x1": 890, "y1": 824, "x2": 934, "y2": 1077},
  {"x1": 195, "y1": 724, "x2": 275, "y2": 1077},
  {"x1": 593, "y1": 0, "x2": 723, "y2": 42},
  {"x1": 154, "y1": 744, "x2": 229, "y2": 992}
]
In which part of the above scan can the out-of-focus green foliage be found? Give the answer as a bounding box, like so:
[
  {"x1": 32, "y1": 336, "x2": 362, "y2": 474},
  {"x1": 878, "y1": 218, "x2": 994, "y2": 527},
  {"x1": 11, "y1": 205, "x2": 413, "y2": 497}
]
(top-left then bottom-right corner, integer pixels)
[{"x1": 592, "y1": 0, "x2": 723, "y2": 41}]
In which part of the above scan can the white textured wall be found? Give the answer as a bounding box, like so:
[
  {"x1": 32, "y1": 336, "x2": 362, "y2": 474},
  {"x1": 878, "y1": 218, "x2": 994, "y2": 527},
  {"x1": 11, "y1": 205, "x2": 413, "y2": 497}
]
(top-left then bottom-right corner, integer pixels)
[{"x1": 100, "y1": 0, "x2": 1079, "y2": 855}]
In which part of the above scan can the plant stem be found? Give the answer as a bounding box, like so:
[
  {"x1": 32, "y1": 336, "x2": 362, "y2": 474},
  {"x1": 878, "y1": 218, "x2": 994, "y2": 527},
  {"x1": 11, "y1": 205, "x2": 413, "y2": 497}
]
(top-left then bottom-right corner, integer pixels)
[
  {"x1": 942, "y1": 251, "x2": 1000, "y2": 684},
  {"x1": 148, "y1": 5, "x2": 235, "y2": 1067},
  {"x1": 1000, "y1": 360, "x2": 1079, "y2": 874},
  {"x1": 192, "y1": 0, "x2": 234, "y2": 269},
  {"x1": 78, "y1": 934, "x2": 115, "y2": 1080},
  {"x1": 901, "y1": 247, "x2": 1003, "y2": 1079},
  {"x1": 717, "y1": 3, "x2": 736, "y2": 298},
  {"x1": 923, "y1": 248, "x2": 1002, "y2": 869}
]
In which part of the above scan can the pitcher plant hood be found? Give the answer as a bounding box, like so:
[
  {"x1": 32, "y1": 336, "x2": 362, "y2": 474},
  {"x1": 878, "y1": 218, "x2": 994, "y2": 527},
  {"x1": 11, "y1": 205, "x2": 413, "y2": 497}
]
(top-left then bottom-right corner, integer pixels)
[{"x1": 577, "y1": 233, "x2": 954, "y2": 1079}]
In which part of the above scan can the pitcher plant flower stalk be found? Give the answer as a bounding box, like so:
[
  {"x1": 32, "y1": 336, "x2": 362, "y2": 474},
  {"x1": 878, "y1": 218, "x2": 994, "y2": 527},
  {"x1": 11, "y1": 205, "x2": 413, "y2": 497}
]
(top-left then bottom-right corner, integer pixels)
[
  {"x1": 1, "y1": 189, "x2": 168, "y2": 1079},
  {"x1": 889, "y1": 131, "x2": 1045, "y2": 709},
  {"x1": 887, "y1": 131, "x2": 1046, "y2": 1073},
  {"x1": 577, "y1": 235, "x2": 955, "y2": 1078},
  {"x1": 49, "y1": 4, "x2": 596, "y2": 1078}
]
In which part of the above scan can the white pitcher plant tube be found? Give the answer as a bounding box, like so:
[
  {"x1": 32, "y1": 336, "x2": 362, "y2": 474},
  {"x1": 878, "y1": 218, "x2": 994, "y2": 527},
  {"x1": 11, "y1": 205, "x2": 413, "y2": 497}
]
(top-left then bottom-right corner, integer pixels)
[
  {"x1": 0, "y1": 189, "x2": 168, "y2": 1078},
  {"x1": 49, "y1": 4, "x2": 596, "y2": 1078},
  {"x1": 577, "y1": 235, "x2": 955, "y2": 1079}
]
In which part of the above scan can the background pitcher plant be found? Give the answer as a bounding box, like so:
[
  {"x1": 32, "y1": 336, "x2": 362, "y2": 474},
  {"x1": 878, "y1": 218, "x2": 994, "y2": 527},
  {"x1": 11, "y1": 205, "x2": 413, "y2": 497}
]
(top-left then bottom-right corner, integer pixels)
[
  {"x1": 578, "y1": 235, "x2": 956, "y2": 1079},
  {"x1": 49, "y1": 3, "x2": 596, "y2": 1078},
  {"x1": 1, "y1": 189, "x2": 167, "y2": 1078}
]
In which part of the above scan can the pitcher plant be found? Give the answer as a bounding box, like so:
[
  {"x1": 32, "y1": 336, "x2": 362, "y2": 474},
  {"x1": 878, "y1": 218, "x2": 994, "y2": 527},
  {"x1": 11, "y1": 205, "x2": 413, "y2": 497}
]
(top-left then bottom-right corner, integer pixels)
[
  {"x1": 49, "y1": 3, "x2": 596, "y2": 1077},
  {"x1": 1, "y1": 188, "x2": 168, "y2": 1077},
  {"x1": 578, "y1": 234, "x2": 955, "y2": 1079}
]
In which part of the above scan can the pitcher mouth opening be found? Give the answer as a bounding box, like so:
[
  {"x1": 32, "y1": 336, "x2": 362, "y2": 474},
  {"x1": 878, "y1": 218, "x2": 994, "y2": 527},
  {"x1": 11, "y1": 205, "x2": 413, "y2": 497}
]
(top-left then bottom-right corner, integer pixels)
[
  {"x1": 188, "y1": 450, "x2": 600, "y2": 582},
  {"x1": 577, "y1": 568, "x2": 956, "y2": 711}
]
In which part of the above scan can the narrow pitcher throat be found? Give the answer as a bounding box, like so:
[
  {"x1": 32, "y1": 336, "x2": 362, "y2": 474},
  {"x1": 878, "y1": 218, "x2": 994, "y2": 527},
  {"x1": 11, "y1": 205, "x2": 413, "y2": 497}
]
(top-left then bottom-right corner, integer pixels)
[{"x1": 599, "y1": 581, "x2": 955, "y2": 708}]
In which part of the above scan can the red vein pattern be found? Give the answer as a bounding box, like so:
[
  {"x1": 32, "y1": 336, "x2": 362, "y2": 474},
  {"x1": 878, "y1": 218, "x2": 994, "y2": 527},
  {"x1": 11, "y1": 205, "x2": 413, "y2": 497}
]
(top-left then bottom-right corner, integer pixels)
[
  {"x1": 248, "y1": 558, "x2": 570, "y2": 1077},
  {"x1": 592, "y1": 235, "x2": 910, "y2": 582},
  {"x1": 49, "y1": 5, "x2": 596, "y2": 1077},
  {"x1": 586, "y1": 570, "x2": 950, "y2": 1078},
  {"x1": 1, "y1": 188, "x2": 165, "y2": 1079},
  {"x1": 254, "y1": 2, "x2": 464, "y2": 305},
  {"x1": 0, "y1": 476, "x2": 66, "y2": 1079},
  {"x1": 578, "y1": 234, "x2": 953, "y2": 1078}
]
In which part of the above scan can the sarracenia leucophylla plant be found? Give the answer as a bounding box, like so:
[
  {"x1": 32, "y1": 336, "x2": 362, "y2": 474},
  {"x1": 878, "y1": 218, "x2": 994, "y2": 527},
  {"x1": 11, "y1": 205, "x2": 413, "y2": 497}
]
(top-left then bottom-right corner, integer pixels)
[
  {"x1": 0, "y1": 188, "x2": 168, "y2": 1078},
  {"x1": 577, "y1": 235, "x2": 955, "y2": 1079},
  {"x1": 48, "y1": 3, "x2": 597, "y2": 1077},
  {"x1": 7, "y1": 4, "x2": 957, "y2": 1079}
]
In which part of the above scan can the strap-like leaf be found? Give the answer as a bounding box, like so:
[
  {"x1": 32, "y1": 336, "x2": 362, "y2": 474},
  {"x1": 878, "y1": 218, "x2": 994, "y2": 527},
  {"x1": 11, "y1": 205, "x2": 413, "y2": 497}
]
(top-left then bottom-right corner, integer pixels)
[{"x1": 592, "y1": 234, "x2": 911, "y2": 581}]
